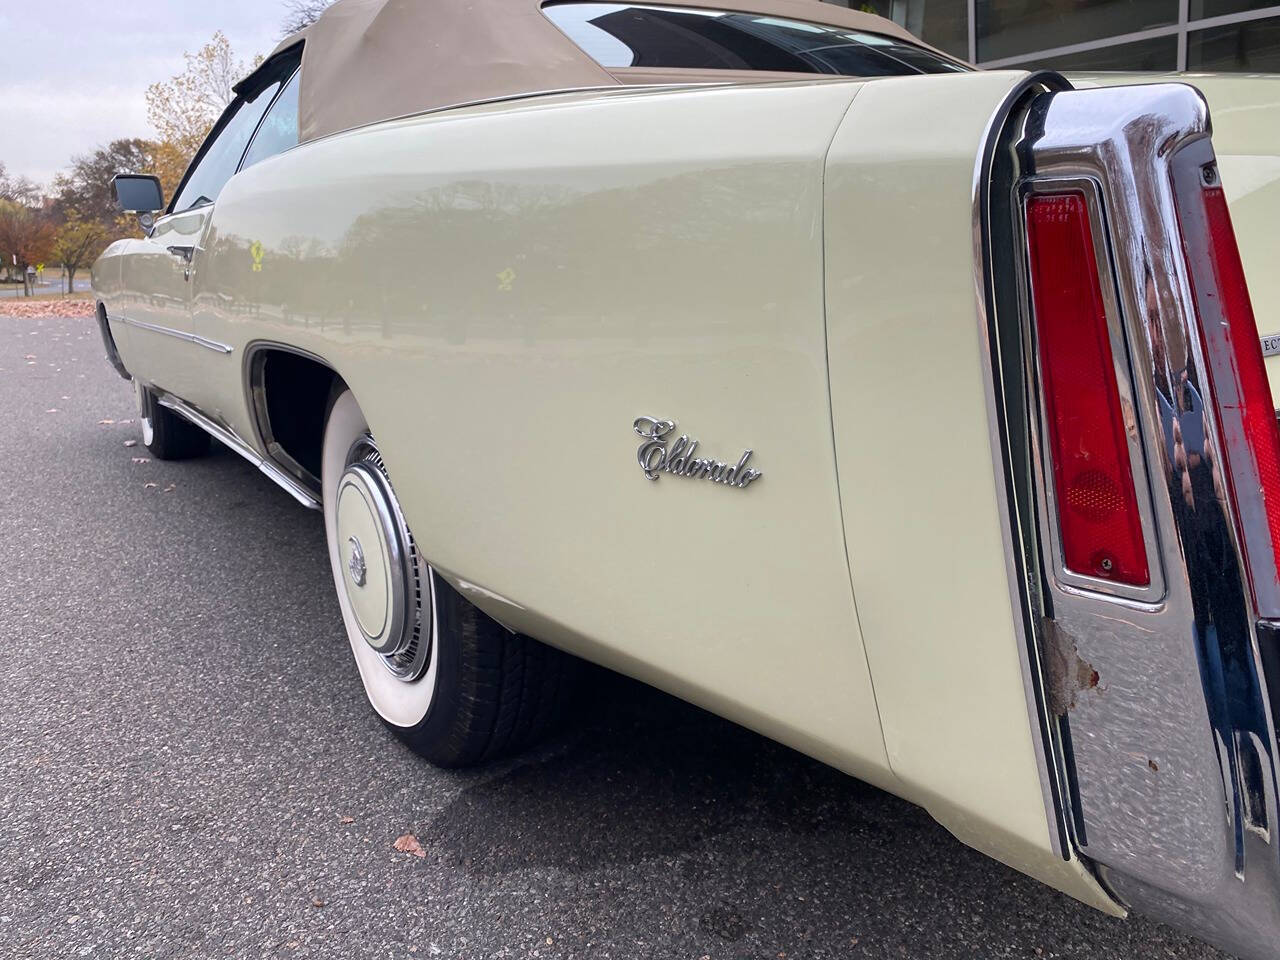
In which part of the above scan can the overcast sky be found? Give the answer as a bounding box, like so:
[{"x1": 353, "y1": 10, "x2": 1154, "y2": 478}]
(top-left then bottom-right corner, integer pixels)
[{"x1": 0, "y1": 1, "x2": 295, "y2": 188}]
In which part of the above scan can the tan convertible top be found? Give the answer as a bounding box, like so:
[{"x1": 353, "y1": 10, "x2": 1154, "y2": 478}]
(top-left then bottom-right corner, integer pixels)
[{"x1": 268, "y1": 0, "x2": 934, "y2": 144}]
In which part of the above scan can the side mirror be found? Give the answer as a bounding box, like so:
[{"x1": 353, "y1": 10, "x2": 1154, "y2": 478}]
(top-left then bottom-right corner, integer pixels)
[{"x1": 112, "y1": 174, "x2": 164, "y2": 233}]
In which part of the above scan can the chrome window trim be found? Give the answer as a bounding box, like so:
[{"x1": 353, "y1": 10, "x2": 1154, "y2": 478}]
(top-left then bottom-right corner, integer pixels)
[
  {"x1": 972, "y1": 70, "x2": 1078, "y2": 862},
  {"x1": 238, "y1": 65, "x2": 302, "y2": 174},
  {"x1": 541, "y1": 2, "x2": 972, "y2": 74},
  {"x1": 114, "y1": 313, "x2": 233, "y2": 355},
  {"x1": 168, "y1": 49, "x2": 303, "y2": 216}
]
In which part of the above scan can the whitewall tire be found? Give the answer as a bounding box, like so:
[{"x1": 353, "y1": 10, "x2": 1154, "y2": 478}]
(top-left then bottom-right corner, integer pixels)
[{"x1": 321, "y1": 387, "x2": 577, "y2": 767}]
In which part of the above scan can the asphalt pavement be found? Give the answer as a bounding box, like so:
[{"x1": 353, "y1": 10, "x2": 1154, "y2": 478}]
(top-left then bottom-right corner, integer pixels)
[{"x1": 0, "y1": 310, "x2": 1230, "y2": 959}]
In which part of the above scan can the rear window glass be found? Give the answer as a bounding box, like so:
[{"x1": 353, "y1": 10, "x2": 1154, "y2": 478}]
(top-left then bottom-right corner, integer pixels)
[{"x1": 543, "y1": 2, "x2": 968, "y2": 76}]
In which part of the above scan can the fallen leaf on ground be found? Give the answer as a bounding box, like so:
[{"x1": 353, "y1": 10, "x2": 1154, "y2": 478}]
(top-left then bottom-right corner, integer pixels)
[
  {"x1": 0, "y1": 300, "x2": 94, "y2": 320},
  {"x1": 131, "y1": 457, "x2": 150, "y2": 464},
  {"x1": 162, "y1": 484, "x2": 176, "y2": 493},
  {"x1": 340, "y1": 816, "x2": 354, "y2": 824},
  {"x1": 143, "y1": 482, "x2": 157, "y2": 490},
  {"x1": 98, "y1": 419, "x2": 115, "y2": 425},
  {"x1": 45, "y1": 408, "x2": 57, "y2": 413},
  {"x1": 393, "y1": 834, "x2": 426, "y2": 858},
  {"x1": 123, "y1": 440, "x2": 137, "y2": 447},
  {"x1": 311, "y1": 898, "x2": 325, "y2": 908}
]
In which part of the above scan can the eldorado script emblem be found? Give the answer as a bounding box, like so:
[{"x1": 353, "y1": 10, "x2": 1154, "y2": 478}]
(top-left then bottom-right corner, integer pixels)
[{"x1": 633, "y1": 417, "x2": 762, "y2": 488}]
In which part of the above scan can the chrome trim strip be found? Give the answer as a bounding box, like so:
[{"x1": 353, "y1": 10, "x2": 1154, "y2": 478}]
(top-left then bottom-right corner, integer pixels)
[
  {"x1": 117, "y1": 315, "x2": 234, "y2": 355},
  {"x1": 304, "y1": 83, "x2": 737, "y2": 148},
  {"x1": 973, "y1": 71, "x2": 1077, "y2": 863},
  {"x1": 154, "y1": 392, "x2": 320, "y2": 510},
  {"x1": 97, "y1": 307, "x2": 131, "y2": 381},
  {"x1": 1011, "y1": 83, "x2": 1280, "y2": 960}
]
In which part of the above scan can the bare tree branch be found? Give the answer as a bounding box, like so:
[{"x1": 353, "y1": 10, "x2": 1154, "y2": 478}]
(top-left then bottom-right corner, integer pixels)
[{"x1": 281, "y1": 0, "x2": 332, "y2": 37}]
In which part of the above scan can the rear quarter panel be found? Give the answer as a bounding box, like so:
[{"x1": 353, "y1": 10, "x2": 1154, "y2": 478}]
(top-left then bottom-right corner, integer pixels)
[
  {"x1": 824, "y1": 70, "x2": 1115, "y2": 910},
  {"x1": 192, "y1": 81, "x2": 898, "y2": 789},
  {"x1": 189, "y1": 73, "x2": 1114, "y2": 909}
]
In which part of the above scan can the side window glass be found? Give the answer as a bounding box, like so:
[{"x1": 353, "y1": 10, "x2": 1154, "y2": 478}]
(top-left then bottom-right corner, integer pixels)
[
  {"x1": 241, "y1": 69, "x2": 301, "y2": 170},
  {"x1": 542, "y1": 3, "x2": 968, "y2": 75},
  {"x1": 170, "y1": 77, "x2": 283, "y2": 213}
]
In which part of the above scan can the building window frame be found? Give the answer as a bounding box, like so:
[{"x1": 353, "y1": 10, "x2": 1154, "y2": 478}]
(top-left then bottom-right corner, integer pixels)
[
  {"x1": 821, "y1": 0, "x2": 1280, "y2": 71},
  {"x1": 968, "y1": 2, "x2": 1280, "y2": 70}
]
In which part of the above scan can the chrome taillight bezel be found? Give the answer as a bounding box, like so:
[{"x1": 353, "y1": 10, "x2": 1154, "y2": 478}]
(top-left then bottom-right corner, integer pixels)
[{"x1": 978, "y1": 78, "x2": 1280, "y2": 960}]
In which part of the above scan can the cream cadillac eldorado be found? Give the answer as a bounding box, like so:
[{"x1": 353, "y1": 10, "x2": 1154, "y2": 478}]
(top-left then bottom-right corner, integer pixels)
[{"x1": 91, "y1": 0, "x2": 1280, "y2": 955}]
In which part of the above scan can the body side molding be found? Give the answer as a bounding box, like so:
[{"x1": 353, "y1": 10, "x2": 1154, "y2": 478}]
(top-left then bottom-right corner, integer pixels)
[{"x1": 153, "y1": 390, "x2": 320, "y2": 509}]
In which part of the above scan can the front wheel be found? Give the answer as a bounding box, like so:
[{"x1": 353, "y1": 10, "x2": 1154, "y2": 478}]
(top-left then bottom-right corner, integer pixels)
[{"x1": 321, "y1": 388, "x2": 575, "y2": 767}]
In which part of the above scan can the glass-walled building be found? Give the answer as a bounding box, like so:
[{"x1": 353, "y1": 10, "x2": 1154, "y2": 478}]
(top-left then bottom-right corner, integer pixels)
[{"x1": 822, "y1": 0, "x2": 1280, "y2": 72}]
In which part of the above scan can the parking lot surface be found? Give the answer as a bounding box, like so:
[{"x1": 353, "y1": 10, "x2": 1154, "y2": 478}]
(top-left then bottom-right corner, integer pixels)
[{"x1": 0, "y1": 309, "x2": 1228, "y2": 959}]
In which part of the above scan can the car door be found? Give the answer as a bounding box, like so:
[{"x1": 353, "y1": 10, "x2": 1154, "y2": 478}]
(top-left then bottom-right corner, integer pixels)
[
  {"x1": 115, "y1": 210, "x2": 207, "y2": 398},
  {"x1": 121, "y1": 60, "x2": 292, "y2": 403},
  {"x1": 183, "y1": 64, "x2": 302, "y2": 420}
]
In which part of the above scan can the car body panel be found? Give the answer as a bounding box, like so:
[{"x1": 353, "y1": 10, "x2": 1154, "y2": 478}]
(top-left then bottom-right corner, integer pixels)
[
  {"x1": 89, "y1": 0, "x2": 1280, "y2": 945},
  {"x1": 96, "y1": 72, "x2": 1126, "y2": 910},
  {"x1": 99, "y1": 53, "x2": 1280, "y2": 936},
  {"x1": 111, "y1": 206, "x2": 215, "y2": 400},
  {"x1": 824, "y1": 69, "x2": 1117, "y2": 912},
  {"x1": 157, "y1": 80, "x2": 910, "y2": 793},
  {"x1": 91, "y1": 241, "x2": 128, "y2": 355}
]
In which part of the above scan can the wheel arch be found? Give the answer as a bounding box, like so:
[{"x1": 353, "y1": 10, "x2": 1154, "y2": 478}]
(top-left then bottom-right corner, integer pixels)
[
  {"x1": 96, "y1": 301, "x2": 131, "y2": 381},
  {"x1": 244, "y1": 341, "x2": 346, "y2": 498}
]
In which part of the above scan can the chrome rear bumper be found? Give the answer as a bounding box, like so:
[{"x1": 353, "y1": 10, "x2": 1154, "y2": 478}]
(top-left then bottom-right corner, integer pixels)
[{"x1": 979, "y1": 78, "x2": 1280, "y2": 959}]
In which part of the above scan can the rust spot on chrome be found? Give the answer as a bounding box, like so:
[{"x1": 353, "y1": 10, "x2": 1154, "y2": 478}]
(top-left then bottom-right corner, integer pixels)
[{"x1": 1043, "y1": 619, "x2": 1101, "y2": 717}]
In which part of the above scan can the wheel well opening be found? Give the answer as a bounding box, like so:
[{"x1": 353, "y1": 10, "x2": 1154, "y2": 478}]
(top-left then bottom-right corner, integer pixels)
[
  {"x1": 251, "y1": 348, "x2": 340, "y2": 490},
  {"x1": 97, "y1": 302, "x2": 130, "y2": 380}
]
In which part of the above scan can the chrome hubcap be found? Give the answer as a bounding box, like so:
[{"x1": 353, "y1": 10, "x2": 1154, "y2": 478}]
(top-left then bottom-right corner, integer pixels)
[
  {"x1": 346, "y1": 536, "x2": 367, "y2": 587},
  {"x1": 333, "y1": 438, "x2": 430, "y2": 681}
]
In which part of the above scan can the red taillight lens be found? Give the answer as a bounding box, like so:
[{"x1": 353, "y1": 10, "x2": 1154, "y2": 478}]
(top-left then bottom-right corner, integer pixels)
[
  {"x1": 1026, "y1": 192, "x2": 1150, "y2": 586},
  {"x1": 1186, "y1": 183, "x2": 1280, "y2": 608}
]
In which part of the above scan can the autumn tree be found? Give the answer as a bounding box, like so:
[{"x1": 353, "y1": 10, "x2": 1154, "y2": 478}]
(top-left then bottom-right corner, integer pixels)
[
  {"x1": 54, "y1": 139, "x2": 161, "y2": 228},
  {"x1": 145, "y1": 31, "x2": 262, "y2": 193},
  {"x1": 52, "y1": 212, "x2": 110, "y2": 295},
  {"x1": 0, "y1": 201, "x2": 56, "y2": 296}
]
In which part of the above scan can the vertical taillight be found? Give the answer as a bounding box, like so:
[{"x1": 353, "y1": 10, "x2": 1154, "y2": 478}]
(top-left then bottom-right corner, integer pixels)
[
  {"x1": 1026, "y1": 192, "x2": 1150, "y2": 587},
  {"x1": 1182, "y1": 178, "x2": 1280, "y2": 611}
]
